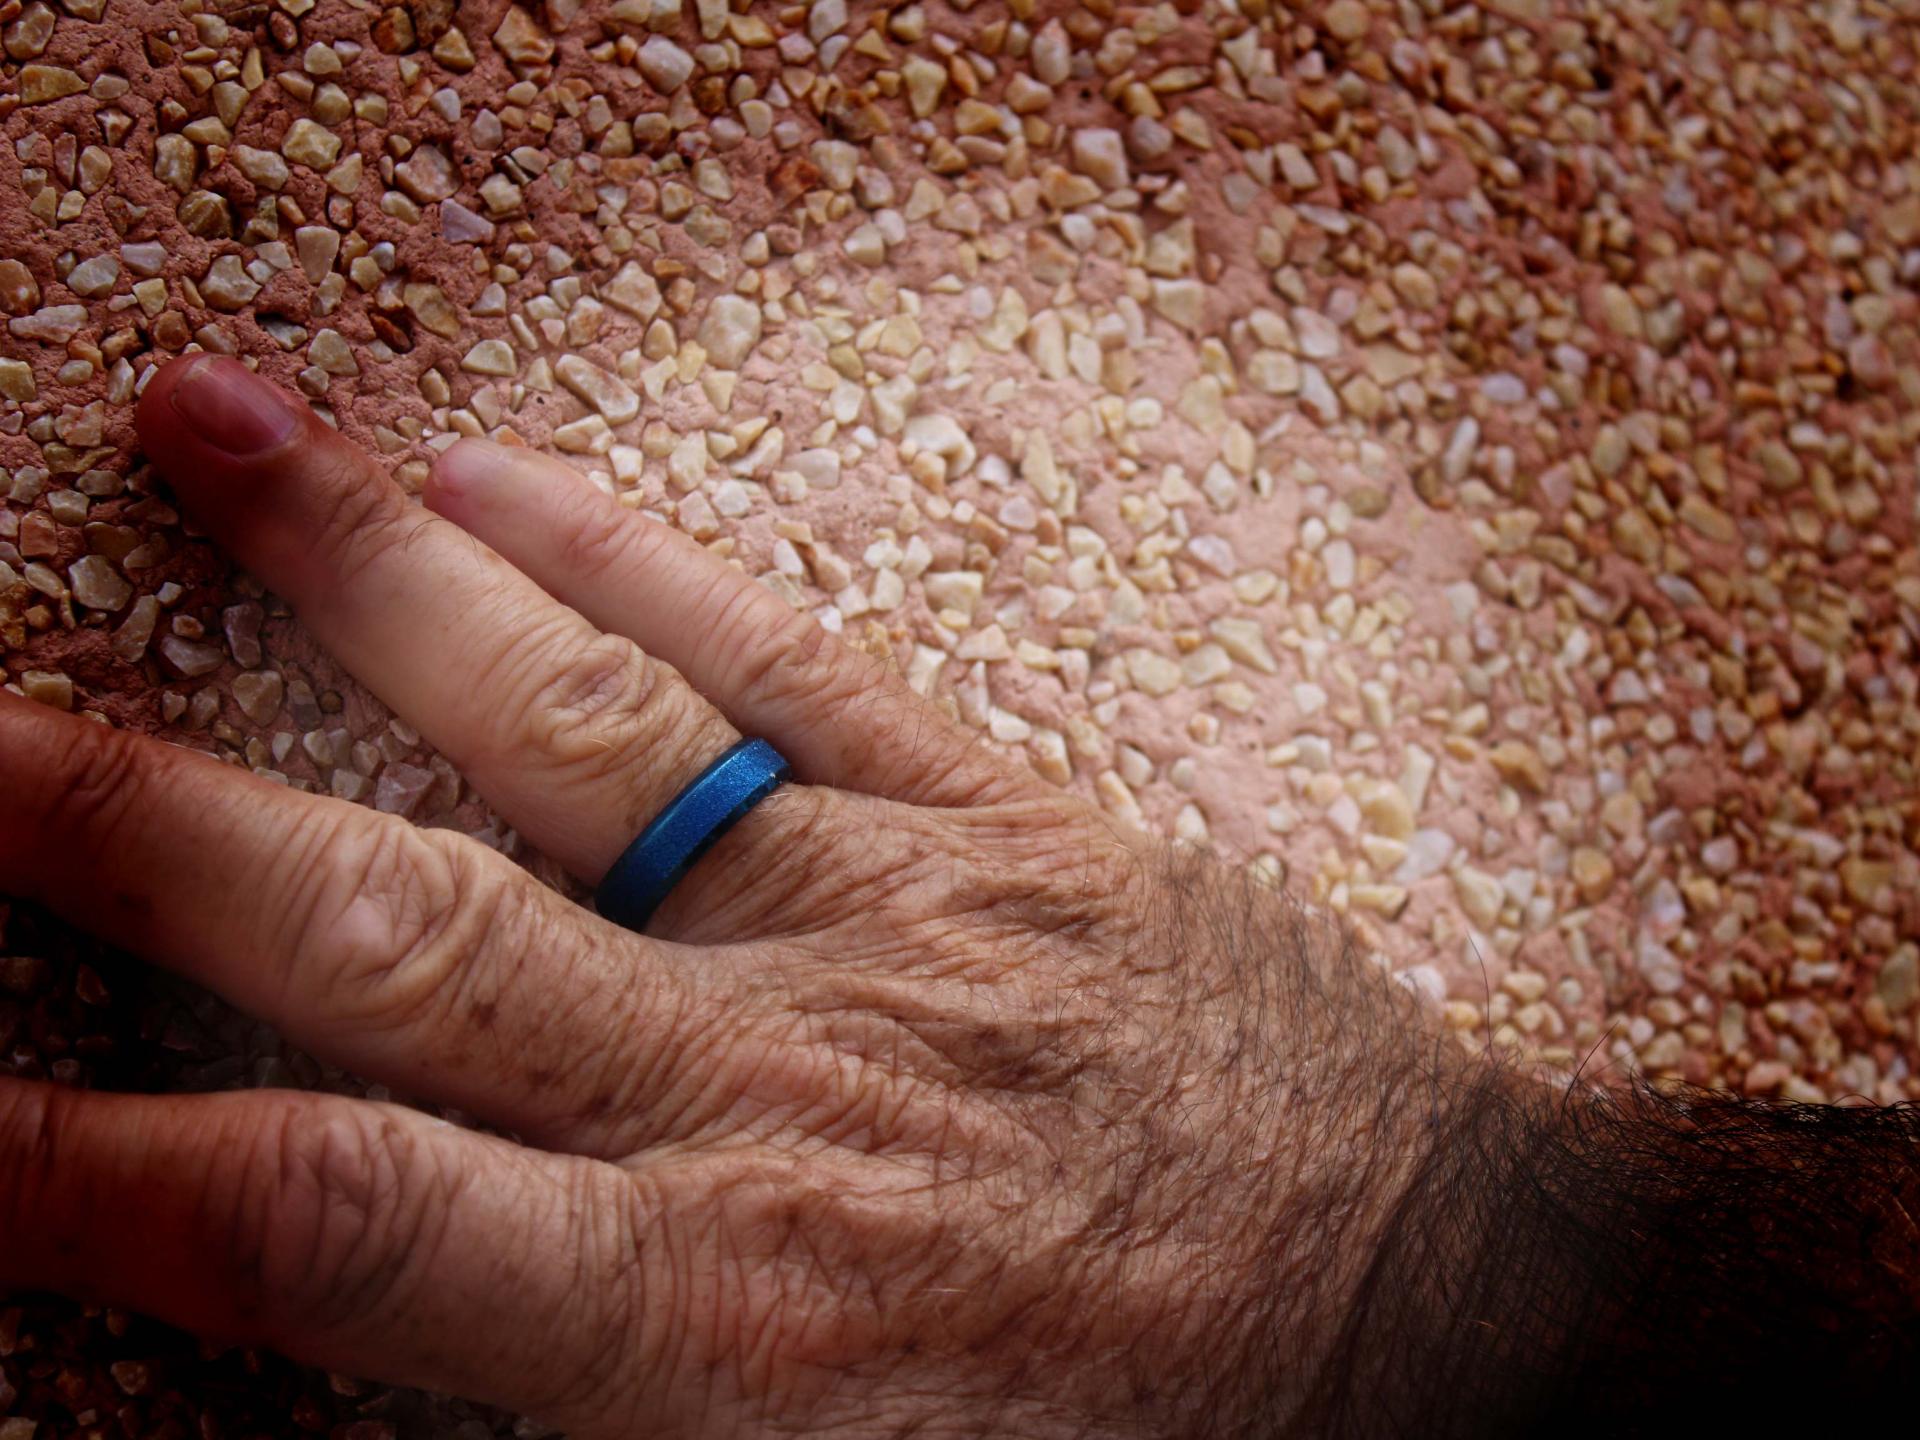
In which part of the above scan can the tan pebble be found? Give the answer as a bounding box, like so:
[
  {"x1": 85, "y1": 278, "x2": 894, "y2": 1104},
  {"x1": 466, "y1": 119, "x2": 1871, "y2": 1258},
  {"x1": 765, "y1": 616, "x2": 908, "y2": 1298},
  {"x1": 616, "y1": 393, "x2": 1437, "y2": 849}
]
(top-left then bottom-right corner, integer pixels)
[
  {"x1": 1325, "y1": 0, "x2": 1371, "y2": 42},
  {"x1": 0, "y1": 259, "x2": 39, "y2": 314},
  {"x1": 232, "y1": 671, "x2": 284, "y2": 725},
  {"x1": 20, "y1": 669, "x2": 73, "y2": 709},
  {"x1": 1877, "y1": 948, "x2": 1918, "y2": 1013},
  {"x1": 922, "y1": 570, "x2": 983, "y2": 618},
  {"x1": 64, "y1": 255, "x2": 117, "y2": 298},
  {"x1": 1208, "y1": 616, "x2": 1276, "y2": 674},
  {"x1": 18, "y1": 63, "x2": 84, "y2": 105},
  {"x1": 557, "y1": 353, "x2": 640, "y2": 424},
  {"x1": 491, "y1": 5, "x2": 553, "y2": 64},
  {"x1": 1756, "y1": 440, "x2": 1803, "y2": 492},
  {"x1": 434, "y1": 26, "x2": 478, "y2": 70},
  {"x1": 1123, "y1": 648, "x2": 1182, "y2": 697},
  {"x1": 1570, "y1": 847, "x2": 1614, "y2": 902},
  {"x1": 281, "y1": 117, "x2": 342, "y2": 169},
  {"x1": 1069, "y1": 127, "x2": 1131, "y2": 191},
  {"x1": 1350, "y1": 883, "x2": 1408, "y2": 918},
  {"x1": 637, "y1": 34, "x2": 694, "y2": 91},
  {"x1": 460, "y1": 338, "x2": 516, "y2": 375},
  {"x1": 159, "y1": 635, "x2": 224, "y2": 678},
  {"x1": 394, "y1": 143, "x2": 458, "y2": 203},
  {"x1": 403, "y1": 281, "x2": 459, "y2": 337},
  {"x1": 67, "y1": 554, "x2": 130, "y2": 612},
  {"x1": 1359, "y1": 778, "x2": 1414, "y2": 840},
  {"x1": 1842, "y1": 857, "x2": 1894, "y2": 908},
  {"x1": 696, "y1": 294, "x2": 761, "y2": 369},
  {"x1": 200, "y1": 254, "x2": 260, "y2": 310},
  {"x1": 1597, "y1": 283, "x2": 1642, "y2": 338},
  {"x1": 1488, "y1": 739, "x2": 1550, "y2": 795},
  {"x1": 1885, "y1": 195, "x2": 1920, "y2": 247},
  {"x1": 902, "y1": 55, "x2": 946, "y2": 118},
  {"x1": 308, "y1": 329, "x2": 359, "y2": 376},
  {"x1": 0, "y1": 357, "x2": 35, "y2": 401},
  {"x1": 1452, "y1": 867, "x2": 1505, "y2": 929},
  {"x1": 1388, "y1": 261, "x2": 1437, "y2": 309},
  {"x1": 294, "y1": 225, "x2": 340, "y2": 283}
]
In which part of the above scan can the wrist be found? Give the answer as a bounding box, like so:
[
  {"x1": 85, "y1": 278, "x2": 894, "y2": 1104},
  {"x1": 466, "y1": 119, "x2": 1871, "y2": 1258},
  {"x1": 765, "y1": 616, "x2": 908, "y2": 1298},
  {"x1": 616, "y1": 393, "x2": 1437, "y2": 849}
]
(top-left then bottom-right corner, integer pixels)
[
  {"x1": 1276, "y1": 1052, "x2": 1559, "y2": 1437},
  {"x1": 1191, "y1": 942, "x2": 1522, "y2": 1436},
  {"x1": 1288, "y1": 1060, "x2": 1920, "y2": 1436}
]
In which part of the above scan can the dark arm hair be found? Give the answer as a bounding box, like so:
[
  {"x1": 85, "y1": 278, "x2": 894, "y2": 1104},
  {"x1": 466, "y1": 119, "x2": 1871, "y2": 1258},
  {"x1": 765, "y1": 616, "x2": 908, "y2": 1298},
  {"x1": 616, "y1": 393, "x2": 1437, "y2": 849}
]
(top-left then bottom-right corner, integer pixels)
[{"x1": 1297, "y1": 1068, "x2": 1920, "y2": 1436}]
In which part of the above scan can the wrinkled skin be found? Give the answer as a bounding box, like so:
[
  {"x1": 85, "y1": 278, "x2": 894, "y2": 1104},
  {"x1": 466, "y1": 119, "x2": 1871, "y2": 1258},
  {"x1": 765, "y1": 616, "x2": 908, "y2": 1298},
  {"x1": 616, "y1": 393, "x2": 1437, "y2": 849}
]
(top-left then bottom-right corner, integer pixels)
[{"x1": 0, "y1": 355, "x2": 1455, "y2": 1437}]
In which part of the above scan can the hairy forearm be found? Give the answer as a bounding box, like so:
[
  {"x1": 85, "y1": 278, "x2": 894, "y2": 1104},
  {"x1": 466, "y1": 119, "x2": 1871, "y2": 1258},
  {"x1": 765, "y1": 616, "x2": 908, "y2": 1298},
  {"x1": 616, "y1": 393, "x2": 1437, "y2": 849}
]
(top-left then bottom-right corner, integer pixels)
[{"x1": 1296, "y1": 1060, "x2": 1920, "y2": 1436}]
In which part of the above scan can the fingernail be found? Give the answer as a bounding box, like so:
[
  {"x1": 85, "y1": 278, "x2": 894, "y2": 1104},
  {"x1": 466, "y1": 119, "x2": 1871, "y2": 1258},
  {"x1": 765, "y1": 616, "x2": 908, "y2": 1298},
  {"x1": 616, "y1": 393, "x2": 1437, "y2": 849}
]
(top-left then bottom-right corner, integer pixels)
[
  {"x1": 168, "y1": 355, "x2": 302, "y2": 457},
  {"x1": 434, "y1": 437, "x2": 524, "y2": 500}
]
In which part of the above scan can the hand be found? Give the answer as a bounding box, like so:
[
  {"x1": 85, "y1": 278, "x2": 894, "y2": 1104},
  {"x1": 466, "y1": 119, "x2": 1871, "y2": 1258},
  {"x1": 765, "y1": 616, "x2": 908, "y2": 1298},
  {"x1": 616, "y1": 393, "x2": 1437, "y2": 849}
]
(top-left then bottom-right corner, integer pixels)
[{"x1": 0, "y1": 354, "x2": 1465, "y2": 1437}]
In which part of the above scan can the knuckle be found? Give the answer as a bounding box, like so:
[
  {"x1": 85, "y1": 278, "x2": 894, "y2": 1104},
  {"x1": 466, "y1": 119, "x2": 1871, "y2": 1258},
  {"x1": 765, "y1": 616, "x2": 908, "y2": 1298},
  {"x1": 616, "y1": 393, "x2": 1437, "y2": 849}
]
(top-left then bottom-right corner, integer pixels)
[
  {"x1": 286, "y1": 815, "x2": 508, "y2": 1033},
  {"x1": 305, "y1": 455, "x2": 415, "y2": 588},
  {"x1": 37, "y1": 721, "x2": 147, "y2": 844},
  {"x1": 508, "y1": 631, "x2": 721, "y2": 798},
  {"x1": 715, "y1": 587, "x2": 838, "y2": 710},
  {"x1": 538, "y1": 1166, "x2": 669, "y2": 1427},
  {"x1": 0, "y1": 1082, "x2": 62, "y2": 1237},
  {"x1": 251, "y1": 1101, "x2": 426, "y2": 1333},
  {"x1": 531, "y1": 632, "x2": 667, "y2": 738},
  {"x1": 552, "y1": 493, "x2": 644, "y2": 584},
  {"x1": 484, "y1": 625, "x2": 655, "y2": 754}
]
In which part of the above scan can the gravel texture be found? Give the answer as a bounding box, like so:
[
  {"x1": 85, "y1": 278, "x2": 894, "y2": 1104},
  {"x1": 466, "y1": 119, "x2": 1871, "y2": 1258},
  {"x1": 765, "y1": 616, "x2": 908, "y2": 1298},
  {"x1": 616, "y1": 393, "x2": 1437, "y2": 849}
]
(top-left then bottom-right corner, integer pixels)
[{"x1": 4, "y1": 0, "x2": 1920, "y2": 1431}]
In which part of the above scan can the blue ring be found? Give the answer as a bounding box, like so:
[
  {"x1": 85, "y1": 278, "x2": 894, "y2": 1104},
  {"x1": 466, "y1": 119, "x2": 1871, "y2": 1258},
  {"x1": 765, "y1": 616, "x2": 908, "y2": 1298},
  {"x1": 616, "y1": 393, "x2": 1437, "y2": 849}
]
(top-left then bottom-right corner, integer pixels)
[{"x1": 594, "y1": 738, "x2": 791, "y2": 933}]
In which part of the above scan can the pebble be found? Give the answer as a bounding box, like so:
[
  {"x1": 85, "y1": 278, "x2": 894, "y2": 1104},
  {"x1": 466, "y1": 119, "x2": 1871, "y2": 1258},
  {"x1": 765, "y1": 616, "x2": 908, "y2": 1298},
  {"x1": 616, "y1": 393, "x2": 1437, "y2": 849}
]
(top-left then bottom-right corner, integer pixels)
[
  {"x1": 1488, "y1": 741, "x2": 1549, "y2": 796},
  {"x1": 557, "y1": 354, "x2": 640, "y2": 424},
  {"x1": 696, "y1": 294, "x2": 761, "y2": 369},
  {"x1": 1453, "y1": 867, "x2": 1505, "y2": 929},
  {"x1": 18, "y1": 63, "x2": 84, "y2": 104},
  {"x1": 200, "y1": 255, "x2": 261, "y2": 310},
  {"x1": 0, "y1": 359, "x2": 35, "y2": 402},
  {"x1": 1878, "y1": 949, "x2": 1919, "y2": 1014},
  {"x1": 394, "y1": 144, "x2": 458, "y2": 204},
  {"x1": 159, "y1": 635, "x2": 224, "y2": 678},
  {"x1": 308, "y1": 329, "x2": 358, "y2": 376},
  {"x1": 281, "y1": 118, "x2": 342, "y2": 170},
  {"x1": 64, "y1": 255, "x2": 117, "y2": 298},
  {"x1": 1325, "y1": 0, "x2": 1371, "y2": 42},
  {"x1": 461, "y1": 338, "x2": 516, "y2": 375},
  {"x1": 440, "y1": 198, "x2": 494, "y2": 244},
  {"x1": 0, "y1": 259, "x2": 40, "y2": 313},
  {"x1": 491, "y1": 5, "x2": 553, "y2": 64},
  {"x1": 9, "y1": 303, "x2": 86, "y2": 343},
  {"x1": 374, "y1": 761, "x2": 435, "y2": 817},
  {"x1": 294, "y1": 225, "x2": 341, "y2": 282},
  {"x1": 1570, "y1": 847, "x2": 1614, "y2": 903},
  {"x1": 1069, "y1": 128, "x2": 1131, "y2": 191},
  {"x1": 1394, "y1": 829, "x2": 1454, "y2": 884},
  {"x1": 108, "y1": 597, "x2": 160, "y2": 662},
  {"x1": 67, "y1": 554, "x2": 130, "y2": 611},
  {"x1": 637, "y1": 35, "x2": 694, "y2": 92},
  {"x1": 223, "y1": 602, "x2": 264, "y2": 668},
  {"x1": 1126, "y1": 649, "x2": 1183, "y2": 698},
  {"x1": 231, "y1": 671, "x2": 283, "y2": 724}
]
